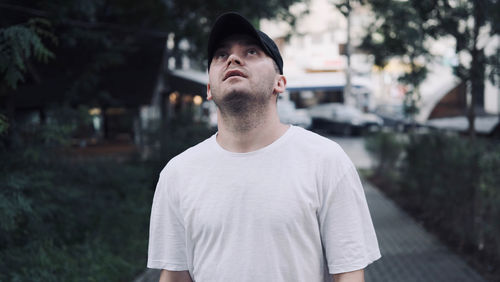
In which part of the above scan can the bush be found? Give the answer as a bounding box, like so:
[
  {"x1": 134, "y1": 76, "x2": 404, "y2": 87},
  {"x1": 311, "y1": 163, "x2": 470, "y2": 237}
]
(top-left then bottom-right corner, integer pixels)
[
  {"x1": 400, "y1": 133, "x2": 480, "y2": 246},
  {"x1": 367, "y1": 131, "x2": 500, "y2": 277},
  {"x1": 0, "y1": 108, "x2": 215, "y2": 281},
  {"x1": 478, "y1": 146, "x2": 500, "y2": 265},
  {"x1": 143, "y1": 109, "x2": 215, "y2": 163},
  {"x1": 162, "y1": 111, "x2": 216, "y2": 162},
  {"x1": 0, "y1": 150, "x2": 160, "y2": 281},
  {"x1": 365, "y1": 131, "x2": 405, "y2": 191}
]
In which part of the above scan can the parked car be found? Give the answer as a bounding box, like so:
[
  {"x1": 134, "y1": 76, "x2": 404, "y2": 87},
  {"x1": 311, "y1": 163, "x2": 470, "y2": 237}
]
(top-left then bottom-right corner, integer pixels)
[
  {"x1": 308, "y1": 103, "x2": 383, "y2": 135},
  {"x1": 374, "y1": 104, "x2": 415, "y2": 132},
  {"x1": 278, "y1": 99, "x2": 312, "y2": 129}
]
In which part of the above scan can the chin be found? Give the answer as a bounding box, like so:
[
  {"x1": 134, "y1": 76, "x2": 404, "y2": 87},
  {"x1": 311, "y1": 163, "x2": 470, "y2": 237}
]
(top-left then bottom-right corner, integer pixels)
[
  {"x1": 221, "y1": 90, "x2": 252, "y2": 103},
  {"x1": 212, "y1": 90, "x2": 258, "y2": 115},
  {"x1": 214, "y1": 87, "x2": 251, "y2": 101},
  {"x1": 224, "y1": 83, "x2": 251, "y2": 94}
]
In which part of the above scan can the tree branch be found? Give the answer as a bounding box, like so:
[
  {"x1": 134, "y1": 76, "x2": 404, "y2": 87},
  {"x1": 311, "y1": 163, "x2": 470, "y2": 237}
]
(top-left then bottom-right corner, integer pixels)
[{"x1": 0, "y1": 3, "x2": 170, "y2": 38}]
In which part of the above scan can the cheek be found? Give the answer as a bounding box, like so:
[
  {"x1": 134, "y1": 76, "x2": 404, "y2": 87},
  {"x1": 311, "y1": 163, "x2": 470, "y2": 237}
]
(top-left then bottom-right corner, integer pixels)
[
  {"x1": 257, "y1": 61, "x2": 278, "y2": 77},
  {"x1": 208, "y1": 72, "x2": 219, "y2": 87}
]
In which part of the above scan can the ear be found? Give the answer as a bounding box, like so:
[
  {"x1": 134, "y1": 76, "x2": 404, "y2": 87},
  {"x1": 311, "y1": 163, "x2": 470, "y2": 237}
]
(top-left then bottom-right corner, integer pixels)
[
  {"x1": 206, "y1": 83, "x2": 213, "y2": 101},
  {"x1": 273, "y1": 75, "x2": 287, "y2": 95}
]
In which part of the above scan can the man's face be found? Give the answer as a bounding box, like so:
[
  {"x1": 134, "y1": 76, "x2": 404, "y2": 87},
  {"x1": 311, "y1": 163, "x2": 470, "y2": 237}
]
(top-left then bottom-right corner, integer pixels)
[{"x1": 207, "y1": 34, "x2": 285, "y2": 114}]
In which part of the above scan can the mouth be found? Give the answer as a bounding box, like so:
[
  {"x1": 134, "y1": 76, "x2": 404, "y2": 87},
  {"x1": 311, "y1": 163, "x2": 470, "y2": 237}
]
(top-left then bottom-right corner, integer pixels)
[{"x1": 223, "y1": 70, "x2": 247, "y2": 81}]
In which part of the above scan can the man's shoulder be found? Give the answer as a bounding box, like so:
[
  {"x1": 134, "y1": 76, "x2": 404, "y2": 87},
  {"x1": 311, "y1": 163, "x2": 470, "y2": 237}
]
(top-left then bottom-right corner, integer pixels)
[
  {"x1": 292, "y1": 127, "x2": 344, "y2": 155},
  {"x1": 290, "y1": 127, "x2": 354, "y2": 172}
]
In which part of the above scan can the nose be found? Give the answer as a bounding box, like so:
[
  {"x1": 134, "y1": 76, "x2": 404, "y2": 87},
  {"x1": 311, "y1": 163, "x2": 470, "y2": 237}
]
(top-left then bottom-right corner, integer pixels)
[{"x1": 227, "y1": 53, "x2": 242, "y2": 67}]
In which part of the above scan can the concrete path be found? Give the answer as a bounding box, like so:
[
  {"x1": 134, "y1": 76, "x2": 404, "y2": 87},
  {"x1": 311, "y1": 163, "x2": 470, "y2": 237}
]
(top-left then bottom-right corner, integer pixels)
[
  {"x1": 329, "y1": 136, "x2": 374, "y2": 170},
  {"x1": 134, "y1": 136, "x2": 486, "y2": 282},
  {"x1": 363, "y1": 180, "x2": 485, "y2": 282}
]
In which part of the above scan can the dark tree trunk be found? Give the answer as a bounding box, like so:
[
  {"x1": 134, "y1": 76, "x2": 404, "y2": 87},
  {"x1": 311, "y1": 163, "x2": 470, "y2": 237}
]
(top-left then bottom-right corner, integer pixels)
[{"x1": 467, "y1": 1, "x2": 486, "y2": 139}]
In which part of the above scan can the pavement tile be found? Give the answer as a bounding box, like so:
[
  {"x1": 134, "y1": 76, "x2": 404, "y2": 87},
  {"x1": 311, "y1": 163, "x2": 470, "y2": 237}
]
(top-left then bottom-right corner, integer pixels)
[{"x1": 363, "y1": 181, "x2": 485, "y2": 282}]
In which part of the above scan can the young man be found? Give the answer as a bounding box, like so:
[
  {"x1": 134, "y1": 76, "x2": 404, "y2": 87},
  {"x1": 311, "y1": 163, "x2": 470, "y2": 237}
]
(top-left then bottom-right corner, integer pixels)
[{"x1": 148, "y1": 12, "x2": 381, "y2": 282}]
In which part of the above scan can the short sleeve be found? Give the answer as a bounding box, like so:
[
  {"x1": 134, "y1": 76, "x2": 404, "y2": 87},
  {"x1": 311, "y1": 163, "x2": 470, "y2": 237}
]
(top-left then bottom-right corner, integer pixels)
[
  {"x1": 318, "y1": 159, "x2": 381, "y2": 274},
  {"x1": 147, "y1": 167, "x2": 189, "y2": 270}
]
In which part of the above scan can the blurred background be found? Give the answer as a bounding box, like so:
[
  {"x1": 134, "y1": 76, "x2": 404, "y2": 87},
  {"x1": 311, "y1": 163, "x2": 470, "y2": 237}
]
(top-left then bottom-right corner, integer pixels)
[{"x1": 1, "y1": 0, "x2": 499, "y2": 281}]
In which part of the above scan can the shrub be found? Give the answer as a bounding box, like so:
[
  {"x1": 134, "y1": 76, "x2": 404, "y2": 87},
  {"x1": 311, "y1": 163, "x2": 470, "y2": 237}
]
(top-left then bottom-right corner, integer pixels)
[
  {"x1": 0, "y1": 150, "x2": 159, "y2": 281},
  {"x1": 367, "y1": 131, "x2": 500, "y2": 277},
  {"x1": 400, "y1": 133, "x2": 481, "y2": 247},
  {"x1": 365, "y1": 131, "x2": 405, "y2": 191},
  {"x1": 143, "y1": 109, "x2": 215, "y2": 163},
  {"x1": 478, "y1": 145, "x2": 500, "y2": 266},
  {"x1": 0, "y1": 109, "x2": 215, "y2": 281}
]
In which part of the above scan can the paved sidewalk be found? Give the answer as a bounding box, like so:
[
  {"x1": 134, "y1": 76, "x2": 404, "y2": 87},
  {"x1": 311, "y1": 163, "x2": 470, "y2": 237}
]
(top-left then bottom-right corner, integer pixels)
[{"x1": 363, "y1": 180, "x2": 485, "y2": 282}]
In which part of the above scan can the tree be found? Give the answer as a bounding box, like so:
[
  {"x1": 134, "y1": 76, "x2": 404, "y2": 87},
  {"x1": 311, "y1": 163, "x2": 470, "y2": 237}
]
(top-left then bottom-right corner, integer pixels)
[
  {"x1": 420, "y1": 0, "x2": 499, "y2": 137},
  {"x1": 0, "y1": 18, "x2": 54, "y2": 90},
  {"x1": 332, "y1": 0, "x2": 365, "y2": 106},
  {"x1": 360, "y1": 0, "x2": 430, "y2": 124},
  {"x1": 0, "y1": 0, "x2": 303, "y2": 144},
  {"x1": 0, "y1": 17, "x2": 55, "y2": 135},
  {"x1": 160, "y1": 0, "x2": 304, "y2": 70},
  {"x1": 362, "y1": 0, "x2": 500, "y2": 137}
]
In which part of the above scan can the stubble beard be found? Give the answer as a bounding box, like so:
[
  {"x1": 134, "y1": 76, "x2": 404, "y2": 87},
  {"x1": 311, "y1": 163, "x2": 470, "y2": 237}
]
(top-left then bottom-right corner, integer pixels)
[{"x1": 212, "y1": 87, "x2": 273, "y2": 133}]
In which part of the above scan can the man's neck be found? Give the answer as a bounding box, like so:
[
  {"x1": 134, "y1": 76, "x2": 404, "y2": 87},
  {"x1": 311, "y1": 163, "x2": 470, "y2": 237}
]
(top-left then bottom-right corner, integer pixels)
[{"x1": 216, "y1": 108, "x2": 290, "y2": 153}]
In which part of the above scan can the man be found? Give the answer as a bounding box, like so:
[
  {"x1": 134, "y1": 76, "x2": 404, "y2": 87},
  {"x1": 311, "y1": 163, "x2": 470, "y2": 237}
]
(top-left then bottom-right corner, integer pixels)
[{"x1": 148, "y1": 12, "x2": 381, "y2": 282}]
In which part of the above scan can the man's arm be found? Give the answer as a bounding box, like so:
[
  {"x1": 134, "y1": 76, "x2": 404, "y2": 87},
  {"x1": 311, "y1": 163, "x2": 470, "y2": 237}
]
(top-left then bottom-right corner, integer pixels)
[
  {"x1": 333, "y1": 269, "x2": 364, "y2": 282},
  {"x1": 159, "y1": 270, "x2": 193, "y2": 282}
]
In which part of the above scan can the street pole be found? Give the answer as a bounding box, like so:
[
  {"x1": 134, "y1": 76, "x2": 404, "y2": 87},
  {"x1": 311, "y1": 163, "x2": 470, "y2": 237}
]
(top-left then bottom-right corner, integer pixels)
[{"x1": 344, "y1": 0, "x2": 353, "y2": 106}]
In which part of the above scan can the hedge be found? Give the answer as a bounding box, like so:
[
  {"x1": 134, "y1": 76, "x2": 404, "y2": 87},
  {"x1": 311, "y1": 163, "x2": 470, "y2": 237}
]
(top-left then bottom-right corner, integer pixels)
[
  {"x1": 0, "y1": 152, "x2": 160, "y2": 281},
  {"x1": 0, "y1": 110, "x2": 214, "y2": 281},
  {"x1": 366, "y1": 132, "x2": 500, "y2": 278}
]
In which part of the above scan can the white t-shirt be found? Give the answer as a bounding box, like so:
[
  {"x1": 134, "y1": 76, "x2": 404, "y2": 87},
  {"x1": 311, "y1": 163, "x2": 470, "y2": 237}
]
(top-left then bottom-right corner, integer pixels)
[{"x1": 148, "y1": 126, "x2": 381, "y2": 282}]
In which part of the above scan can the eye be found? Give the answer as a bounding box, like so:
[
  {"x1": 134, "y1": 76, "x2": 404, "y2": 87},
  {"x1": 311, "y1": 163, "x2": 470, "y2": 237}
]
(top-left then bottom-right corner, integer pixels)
[
  {"x1": 247, "y1": 48, "x2": 258, "y2": 55},
  {"x1": 214, "y1": 50, "x2": 228, "y2": 60}
]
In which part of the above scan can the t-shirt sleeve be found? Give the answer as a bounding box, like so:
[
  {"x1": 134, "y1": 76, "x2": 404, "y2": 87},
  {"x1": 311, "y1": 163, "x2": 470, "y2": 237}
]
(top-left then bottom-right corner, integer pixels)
[
  {"x1": 317, "y1": 151, "x2": 381, "y2": 274},
  {"x1": 147, "y1": 166, "x2": 189, "y2": 270}
]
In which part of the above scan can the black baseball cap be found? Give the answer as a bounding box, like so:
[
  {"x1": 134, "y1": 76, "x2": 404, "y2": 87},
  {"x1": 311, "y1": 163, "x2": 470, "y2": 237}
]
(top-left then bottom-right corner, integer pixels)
[{"x1": 207, "y1": 12, "x2": 284, "y2": 74}]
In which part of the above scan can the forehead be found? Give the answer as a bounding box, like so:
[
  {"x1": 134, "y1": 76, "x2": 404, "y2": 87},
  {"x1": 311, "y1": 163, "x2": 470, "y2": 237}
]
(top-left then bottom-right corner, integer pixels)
[{"x1": 215, "y1": 34, "x2": 262, "y2": 50}]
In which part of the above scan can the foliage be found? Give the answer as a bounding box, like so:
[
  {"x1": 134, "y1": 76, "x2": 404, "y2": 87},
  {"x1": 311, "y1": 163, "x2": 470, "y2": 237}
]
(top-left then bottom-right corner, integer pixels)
[
  {"x1": 0, "y1": 113, "x2": 7, "y2": 135},
  {"x1": 163, "y1": 115, "x2": 215, "y2": 161},
  {"x1": 0, "y1": 149, "x2": 160, "y2": 281},
  {"x1": 362, "y1": 0, "x2": 500, "y2": 135},
  {"x1": 400, "y1": 134, "x2": 480, "y2": 238},
  {"x1": 0, "y1": 104, "x2": 214, "y2": 281},
  {"x1": 1, "y1": 0, "x2": 304, "y2": 100},
  {"x1": 144, "y1": 108, "x2": 216, "y2": 163},
  {"x1": 360, "y1": 0, "x2": 429, "y2": 121},
  {"x1": 0, "y1": 0, "x2": 305, "y2": 147},
  {"x1": 0, "y1": 18, "x2": 55, "y2": 90},
  {"x1": 4, "y1": 105, "x2": 93, "y2": 151},
  {"x1": 367, "y1": 131, "x2": 500, "y2": 278},
  {"x1": 365, "y1": 131, "x2": 405, "y2": 180},
  {"x1": 333, "y1": 0, "x2": 360, "y2": 17},
  {"x1": 166, "y1": 0, "x2": 306, "y2": 69},
  {"x1": 478, "y1": 147, "x2": 500, "y2": 265}
]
